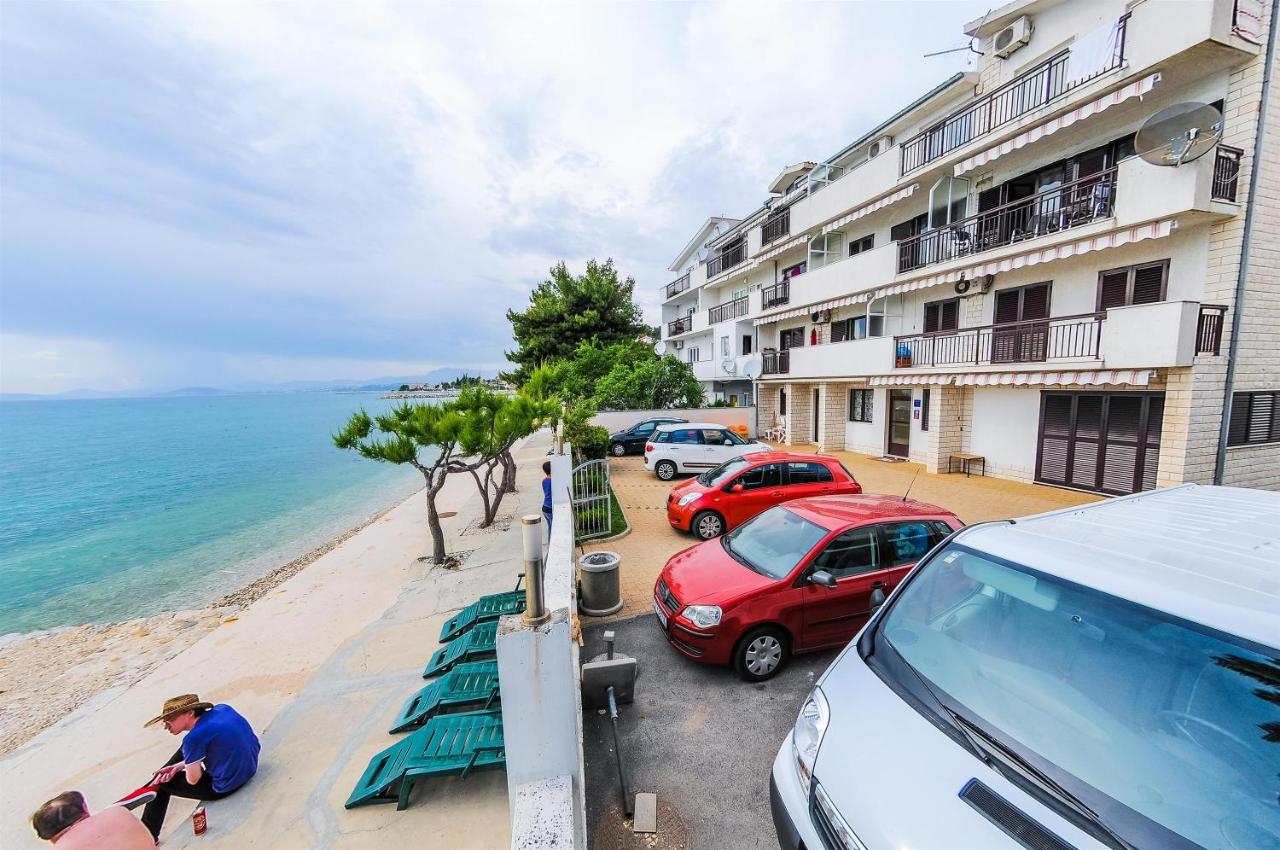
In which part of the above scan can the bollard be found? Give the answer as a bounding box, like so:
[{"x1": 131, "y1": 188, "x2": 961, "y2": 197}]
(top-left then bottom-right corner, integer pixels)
[{"x1": 521, "y1": 515, "x2": 550, "y2": 626}]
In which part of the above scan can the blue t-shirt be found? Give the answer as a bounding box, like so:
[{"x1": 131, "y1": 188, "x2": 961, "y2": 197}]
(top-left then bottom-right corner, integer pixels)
[
  {"x1": 181, "y1": 704, "x2": 260, "y2": 793},
  {"x1": 542, "y1": 477, "x2": 553, "y2": 511}
]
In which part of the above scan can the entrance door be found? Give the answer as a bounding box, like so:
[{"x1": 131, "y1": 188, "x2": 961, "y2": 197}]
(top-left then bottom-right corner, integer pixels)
[
  {"x1": 812, "y1": 388, "x2": 820, "y2": 443},
  {"x1": 992, "y1": 282, "x2": 1051, "y2": 363},
  {"x1": 888, "y1": 390, "x2": 911, "y2": 457},
  {"x1": 1036, "y1": 392, "x2": 1165, "y2": 494}
]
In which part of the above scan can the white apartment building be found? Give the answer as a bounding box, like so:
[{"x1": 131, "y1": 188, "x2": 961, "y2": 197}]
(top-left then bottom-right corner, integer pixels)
[{"x1": 659, "y1": 0, "x2": 1279, "y2": 496}]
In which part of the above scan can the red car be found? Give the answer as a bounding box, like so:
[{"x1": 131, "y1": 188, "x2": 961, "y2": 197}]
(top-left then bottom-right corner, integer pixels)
[
  {"x1": 653, "y1": 495, "x2": 962, "y2": 681},
  {"x1": 666, "y1": 452, "x2": 861, "y2": 541}
]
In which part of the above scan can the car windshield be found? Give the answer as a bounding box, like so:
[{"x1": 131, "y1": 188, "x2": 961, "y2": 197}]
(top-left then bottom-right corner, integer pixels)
[
  {"x1": 698, "y1": 457, "x2": 750, "y2": 487},
  {"x1": 878, "y1": 544, "x2": 1280, "y2": 850},
  {"x1": 721, "y1": 506, "x2": 827, "y2": 580}
]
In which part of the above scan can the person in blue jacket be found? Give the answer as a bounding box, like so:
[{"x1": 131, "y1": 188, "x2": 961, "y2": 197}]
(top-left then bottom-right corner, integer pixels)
[{"x1": 542, "y1": 460, "x2": 553, "y2": 535}]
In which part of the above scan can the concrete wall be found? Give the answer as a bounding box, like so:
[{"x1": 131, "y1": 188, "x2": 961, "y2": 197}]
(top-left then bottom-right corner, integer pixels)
[
  {"x1": 592, "y1": 407, "x2": 756, "y2": 437},
  {"x1": 968, "y1": 387, "x2": 1043, "y2": 482}
]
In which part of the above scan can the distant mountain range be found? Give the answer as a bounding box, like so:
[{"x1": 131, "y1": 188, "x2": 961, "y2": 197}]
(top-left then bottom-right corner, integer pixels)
[{"x1": 0, "y1": 368, "x2": 500, "y2": 401}]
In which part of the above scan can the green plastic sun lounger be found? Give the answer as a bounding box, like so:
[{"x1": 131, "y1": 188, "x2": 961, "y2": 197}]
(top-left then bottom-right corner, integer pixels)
[
  {"x1": 345, "y1": 708, "x2": 506, "y2": 810},
  {"x1": 438, "y1": 577, "x2": 526, "y2": 643},
  {"x1": 389, "y1": 660, "x2": 500, "y2": 733},
  {"x1": 423, "y1": 620, "x2": 498, "y2": 678}
]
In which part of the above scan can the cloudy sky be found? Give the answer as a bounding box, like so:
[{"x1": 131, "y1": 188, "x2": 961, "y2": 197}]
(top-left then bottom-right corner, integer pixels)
[{"x1": 0, "y1": 1, "x2": 988, "y2": 394}]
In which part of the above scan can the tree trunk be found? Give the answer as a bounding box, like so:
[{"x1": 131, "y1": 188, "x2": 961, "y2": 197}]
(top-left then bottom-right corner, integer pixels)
[
  {"x1": 468, "y1": 465, "x2": 493, "y2": 528},
  {"x1": 501, "y1": 451, "x2": 517, "y2": 494},
  {"x1": 424, "y1": 469, "x2": 447, "y2": 565}
]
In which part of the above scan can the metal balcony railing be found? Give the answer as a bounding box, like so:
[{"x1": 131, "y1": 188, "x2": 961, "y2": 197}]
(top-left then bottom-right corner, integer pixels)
[
  {"x1": 762, "y1": 350, "x2": 790, "y2": 375},
  {"x1": 708, "y1": 296, "x2": 749, "y2": 325},
  {"x1": 706, "y1": 242, "x2": 747, "y2": 278},
  {"x1": 665, "y1": 273, "x2": 690, "y2": 299},
  {"x1": 667, "y1": 315, "x2": 693, "y2": 336},
  {"x1": 897, "y1": 166, "x2": 1118, "y2": 274},
  {"x1": 1196, "y1": 304, "x2": 1228, "y2": 355},
  {"x1": 900, "y1": 15, "x2": 1128, "y2": 175},
  {"x1": 1212, "y1": 146, "x2": 1243, "y2": 202},
  {"x1": 893, "y1": 313, "x2": 1104, "y2": 368},
  {"x1": 762, "y1": 208, "x2": 790, "y2": 244},
  {"x1": 762, "y1": 281, "x2": 790, "y2": 310}
]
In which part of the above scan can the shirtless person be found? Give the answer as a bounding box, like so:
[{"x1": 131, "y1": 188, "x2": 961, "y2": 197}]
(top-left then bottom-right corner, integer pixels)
[{"x1": 31, "y1": 791, "x2": 154, "y2": 849}]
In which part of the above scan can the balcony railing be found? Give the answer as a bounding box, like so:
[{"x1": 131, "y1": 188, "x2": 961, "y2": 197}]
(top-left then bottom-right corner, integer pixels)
[
  {"x1": 666, "y1": 273, "x2": 691, "y2": 299},
  {"x1": 897, "y1": 166, "x2": 1118, "y2": 274},
  {"x1": 762, "y1": 349, "x2": 790, "y2": 375},
  {"x1": 667, "y1": 315, "x2": 693, "y2": 336},
  {"x1": 1196, "y1": 304, "x2": 1228, "y2": 355},
  {"x1": 1212, "y1": 146, "x2": 1243, "y2": 201},
  {"x1": 762, "y1": 208, "x2": 790, "y2": 244},
  {"x1": 900, "y1": 15, "x2": 1128, "y2": 175},
  {"x1": 708, "y1": 296, "x2": 749, "y2": 325},
  {"x1": 762, "y1": 281, "x2": 790, "y2": 310},
  {"x1": 893, "y1": 313, "x2": 1104, "y2": 368},
  {"x1": 706, "y1": 242, "x2": 747, "y2": 278}
]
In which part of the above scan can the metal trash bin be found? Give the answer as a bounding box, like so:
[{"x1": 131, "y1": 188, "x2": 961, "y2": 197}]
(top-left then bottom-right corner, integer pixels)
[{"x1": 578, "y1": 551, "x2": 622, "y2": 616}]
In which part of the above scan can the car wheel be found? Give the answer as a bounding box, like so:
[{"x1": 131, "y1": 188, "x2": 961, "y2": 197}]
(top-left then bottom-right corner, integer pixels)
[
  {"x1": 655, "y1": 460, "x2": 677, "y2": 481},
  {"x1": 692, "y1": 510, "x2": 725, "y2": 540},
  {"x1": 610, "y1": 442, "x2": 627, "y2": 457},
  {"x1": 734, "y1": 626, "x2": 789, "y2": 682}
]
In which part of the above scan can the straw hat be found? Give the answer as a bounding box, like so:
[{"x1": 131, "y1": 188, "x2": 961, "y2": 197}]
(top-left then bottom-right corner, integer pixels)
[{"x1": 144, "y1": 694, "x2": 214, "y2": 728}]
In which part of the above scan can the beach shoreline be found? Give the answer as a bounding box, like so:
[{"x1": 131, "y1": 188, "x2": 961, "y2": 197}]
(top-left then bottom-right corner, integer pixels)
[{"x1": 0, "y1": 483, "x2": 423, "y2": 757}]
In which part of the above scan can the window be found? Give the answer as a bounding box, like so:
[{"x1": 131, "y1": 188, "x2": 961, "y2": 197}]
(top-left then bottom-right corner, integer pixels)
[
  {"x1": 831, "y1": 314, "x2": 886, "y2": 343},
  {"x1": 735, "y1": 463, "x2": 781, "y2": 490},
  {"x1": 687, "y1": 346, "x2": 701, "y2": 363},
  {"x1": 810, "y1": 527, "x2": 879, "y2": 579},
  {"x1": 1227, "y1": 391, "x2": 1280, "y2": 445},
  {"x1": 879, "y1": 520, "x2": 949, "y2": 567},
  {"x1": 923, "y1": 298, "x2": 960, "y2": 333},
  {"x1": 781, "y1": 261, "x2": 807, "y2": 279},
  {"x1": 721, "y1": 336, "x2": 730, "y2": 356},
  {"x1": 849, "y1": 389, "x2": 873, "y2": 423},
  {"x1": 848, "y1": 234, "x2": 875, "y2": 256},
  {"x1": 1097, "y1": 260, "x2": 1169, "y2": 310},
  {"x1": 669, "y1": 428, "x2": 702, "y2": 445},
  {"x1": 780, "y1": 327, "x2": 805, "y2": 349},
  {"x1": 921, "y1": 388, "x2": 931, "y2": 431},
  {"x1": 742, "y1": 335, "x2": 753, "y2": 356},
  {"x1": 779, "y1": 389, "x2": 787, "y2": 415},
  {"x1": 631, "y1": 422, "x2": 656, "y2": 437},
  {"x1": 891, "y1": 212, "x2": 928, "y2": 242},
  {"x1": 786, "y1": 461, "x2": 834, "y2": 485},
  {"x1": 705, "y1": 428, "x2": 746, "y2": 445},
  {"x1": 653, "y1": 430, "x2": 671, "y2": 443}
]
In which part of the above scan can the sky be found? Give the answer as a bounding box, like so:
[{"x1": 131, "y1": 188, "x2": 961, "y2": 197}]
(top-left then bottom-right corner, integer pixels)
[{"x1": 0, "y1": 1, "x2": 990, "y2": 395}]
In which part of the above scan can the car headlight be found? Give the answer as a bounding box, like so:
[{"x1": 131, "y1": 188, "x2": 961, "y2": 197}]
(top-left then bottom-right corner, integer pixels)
[
  {"x1": 677, "y1": 492, "x2": 702, "y2": 507},
  {"x1": 792, "y1": 687, "x2": 829, "y2": 788},
  {"x1": 813, "y1": 781, "x2": 869, "y2": 850},
  {"x1": 680, "y1": 604, "x2": 721, "y2": 629}
]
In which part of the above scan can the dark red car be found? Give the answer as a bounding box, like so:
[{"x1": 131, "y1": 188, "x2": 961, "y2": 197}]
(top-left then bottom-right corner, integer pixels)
[
  {"x1": 666, "y1": 452, "x2": 861, "y2": 540},
  {"x1": 653, "y1": 495, "x2": 962, "y2": 681}
]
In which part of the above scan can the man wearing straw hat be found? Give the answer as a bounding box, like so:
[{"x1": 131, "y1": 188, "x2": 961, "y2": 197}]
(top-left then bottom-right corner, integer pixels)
[{"x1": 127, "y1": 694, "x2": 260, "y2": 841}]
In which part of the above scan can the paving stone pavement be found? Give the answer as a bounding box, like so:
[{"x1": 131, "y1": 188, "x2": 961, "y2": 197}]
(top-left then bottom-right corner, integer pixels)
[{"x1": 582, "y1": 446, "x2": 1101, "y2": 621}]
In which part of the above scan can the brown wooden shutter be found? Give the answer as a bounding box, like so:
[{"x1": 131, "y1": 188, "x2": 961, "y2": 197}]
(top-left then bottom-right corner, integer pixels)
[
  {"x1": 1037, "y1": 394, "x2": 1073, "y2": 484},
  {"x1": 940, "y1": 300, "x2": 959, "y2": 331},
  {"x1": 1021, "y1": 283, "x2": 1050, "y2": 320},
  {"x1": 1141, "y1": 396, "x2": 1164, "y2": 492},
  {"x1": 1098, "y1": 270, "x2": 1130, "y2": 310},
  {"x1": 1249, "y1": 393, "x2": 1276, "y2": 442},
  {"x1": 1070, "y1": 395, "x2": 1104, "y2": 489},
  {"x1": 924, "y1": 303, "x2": 940, "y2": 333},
  {"x1": 1101, "y1": 396, "x2": 1143, "y2": 493},
  {"x1": 831, "y1": 320, "x2": 849, "y2": 343},
  {"x1": 1131, "y1": 263, "x2": 1166, "y2": 304},
  {"x1": 1228, "y1": 392, "x2": 1250, "y2": 445},
  {"x1": 995, "y1": 289, "x2": 1021, "y2": 324}
]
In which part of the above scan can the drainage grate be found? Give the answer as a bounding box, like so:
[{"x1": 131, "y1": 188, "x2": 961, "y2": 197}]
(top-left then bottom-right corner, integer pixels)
[{"x1": 959, "y1": 779, "x2": 1076, "y2": 850}]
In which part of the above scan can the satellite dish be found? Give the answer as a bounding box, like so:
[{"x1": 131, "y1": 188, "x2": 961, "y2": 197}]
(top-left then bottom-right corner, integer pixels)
[
  {"x1": 721, "y1": 358, "x2": 737, "y2": 375},
  {"x1": 742, "y1": 357, "x2": 763, "y2": 379},
  {"x1": 654, "y1": 340, "x2": 667, "y2": 356},
  {"x1": 1135, "y1": 102, "x2": 1223, "y2": 167}
]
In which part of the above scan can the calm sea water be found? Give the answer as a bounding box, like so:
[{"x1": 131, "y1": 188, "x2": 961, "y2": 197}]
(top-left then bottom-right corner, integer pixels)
[{"x1": 0, "y1": 393, "x2": 425, "y2": 636}]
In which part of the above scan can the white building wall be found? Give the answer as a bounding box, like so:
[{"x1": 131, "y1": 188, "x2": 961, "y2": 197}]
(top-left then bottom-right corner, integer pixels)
[{"x1": 968, "y1": 387, "x2": 1043, "y2": 482}]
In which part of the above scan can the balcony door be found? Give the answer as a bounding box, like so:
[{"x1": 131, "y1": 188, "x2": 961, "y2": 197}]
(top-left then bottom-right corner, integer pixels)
[
  {"x1": 1036, "y1": 392, "x2": 1164, "y2": 494},
  {"x1": 887, "y1": 390, "x2": 911, "y2": 458},
  {"x1": 991, "y1": 282, "x2": 1051, "y2": 363}
]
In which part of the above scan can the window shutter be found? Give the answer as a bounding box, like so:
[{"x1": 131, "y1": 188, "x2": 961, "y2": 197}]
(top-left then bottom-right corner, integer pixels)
[
  {"x1": 994, "y1": 289, "x2": 1021, "y2": 324},
  {"x1": 1228, "y1": 393, "x2": 1250, "y2": 445},
  {"x1": 940, "y1": 300, "x2": 959, "y2": 331},
  {"x1": 1131, "y1": 263, "x2": 1165, "y2": 305},
  {"x1": 924, "y1": 303, "x2": 940, "y2": 333},
  {"x1": 1038, "y1": 395, "x2": 1073, "y2": 484},
  {"x1": 1098, "y1": 270, "x2": 1129, "y2": 310},
  {"x1": 1021, "y1": 283, "x2": 1050, "y2": 320},
  {"x1": 921, "y1": 388, "x2": 931, "y2": 431},
  {"x1": 1248, "y1": 393, "x2": 1275, "y2": 442},
  {"x1": 831, "y1": 320, "x2": 849, "y2": 343}
]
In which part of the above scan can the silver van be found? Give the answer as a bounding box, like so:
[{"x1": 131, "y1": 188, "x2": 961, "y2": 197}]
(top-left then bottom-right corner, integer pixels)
[{"x1": 770, "y1": 484, "x2": 1279, "y2": 850}]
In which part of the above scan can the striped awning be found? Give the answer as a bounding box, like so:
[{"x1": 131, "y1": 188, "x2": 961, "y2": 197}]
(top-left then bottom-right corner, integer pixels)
[
  {"x1": 873, "y1": 219, "x2": 1177, "y2": 301},
  {"x1": 951, "y1": 369, "x2": 1152, "y2": 387},
  {"x1": 820, "y1": 184, "x2": 919, "y2": 235},
  {"x1": 753, "y1": 291, "x2": 872, "y2": 326},
  {"x1": 955, "y1": 73, "x2": 1162, "y2": 176},
  {"x1": 749, "y1": 235, "x2": 808, "y2": 269},
  {"x1": 870, "y1": 374, "x2": 955, "y2": 386},
  {"x1": 1234, "y1": 0, "x2": 1264, "y2": 43}
]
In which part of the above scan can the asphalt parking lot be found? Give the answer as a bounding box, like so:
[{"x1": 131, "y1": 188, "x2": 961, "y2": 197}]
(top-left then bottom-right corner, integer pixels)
[{"x1": 583, "y1": 613, "x2": 838, "y2": 850}]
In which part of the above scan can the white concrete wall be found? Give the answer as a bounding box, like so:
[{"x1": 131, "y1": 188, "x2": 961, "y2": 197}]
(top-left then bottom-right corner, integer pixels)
[
  {"x1": 1101, "y1": 300, "x2": 1199, "y2": 368},
  {"x1": 968, "y1": 387, "x2": 1043, "y2": 482},
  {"x1": 845, "y1": 387, "x2": 887, "y2": 456},
  {"x1": 591, "y1": 407, "x2": 756, "y2": 437}
]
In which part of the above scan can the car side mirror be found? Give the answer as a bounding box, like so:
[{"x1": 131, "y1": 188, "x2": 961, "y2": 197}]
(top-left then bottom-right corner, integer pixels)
[
  {"x1": 729, "y1": 483, "x2": 744, "y2": 494},
  {"x1": 810, "y1": 570, "x2": 837, "y2": 589},
  {"x1": 723, "y1": 439, "x2": 734, "y2": 446},
  {"x1": 869, "y1": 581, "x2": 888, "y2": 613}
]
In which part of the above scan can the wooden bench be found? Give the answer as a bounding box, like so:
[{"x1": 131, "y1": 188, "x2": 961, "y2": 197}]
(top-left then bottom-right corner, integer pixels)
[{"x1": 948, "y1": 453, "x2": 986, "y2": 478}]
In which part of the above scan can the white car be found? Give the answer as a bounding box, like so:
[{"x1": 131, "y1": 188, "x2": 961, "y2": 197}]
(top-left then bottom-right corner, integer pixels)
[
  {"x1": 643, "y1": 422, "x2": 769, "y2": 481},
  {"x1": 770, "y1": 483, "x2": 1280, "y2": 850}
]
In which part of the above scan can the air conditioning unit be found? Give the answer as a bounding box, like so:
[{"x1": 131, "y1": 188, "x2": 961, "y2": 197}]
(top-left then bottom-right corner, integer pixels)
[
  {"x1": 811, "y1": 310, "x2": 831, "y2": 323},
  {"x1": 994, "y1": 16, "x2": 1033, "y2": 58},
  {"x1": 673, "y1": 340, "x2": 684, "y2": 350},
  {"x1": 867, "y1": 135, "x2": 894, "y2": 158}
]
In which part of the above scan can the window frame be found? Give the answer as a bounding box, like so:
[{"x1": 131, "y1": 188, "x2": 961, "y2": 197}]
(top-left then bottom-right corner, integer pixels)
[
  {"x1": 809, "y1": 525, "x2": 881, "y2": 580},
  {"x1": 1095, "y1": 259, "x2": 1170, "y2": 311},
  {"x1": 923, "y1": 297, "x2": 960, "y2": 334},
  {"x1": 848, "y1": 234, "x2": 875, "y2": 257},
  {"x1": 784, "y1": 461, "x2": 835, "y2": 486},
  {"x1": 878, "y1": 520, "x2": 951, "y2": 568},
  {"x1": 734, "y1": 463, "x2": 781, "y2": 491},
  {"x1": 849, "y1": 388, "x2": 874, "y2": 423},
  {"x1": 1227, "y1": 390, "x2": 1280, "y2": 446}
]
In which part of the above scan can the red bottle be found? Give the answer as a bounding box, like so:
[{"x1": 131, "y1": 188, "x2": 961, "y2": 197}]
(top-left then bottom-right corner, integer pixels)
[{"x1": 192, "y1": 805, "x2": 207, "y2": 835}]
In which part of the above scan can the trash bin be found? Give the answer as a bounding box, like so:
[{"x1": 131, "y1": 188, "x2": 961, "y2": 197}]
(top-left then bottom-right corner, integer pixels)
[{"x1": 578, "y1": 551, "x2": 622, "y2": 616}]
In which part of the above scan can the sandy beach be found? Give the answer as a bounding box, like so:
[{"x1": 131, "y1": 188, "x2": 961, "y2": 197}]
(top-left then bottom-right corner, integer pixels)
[{"x1": 0, "y1": 433, "x2": 548, "y2": 848}]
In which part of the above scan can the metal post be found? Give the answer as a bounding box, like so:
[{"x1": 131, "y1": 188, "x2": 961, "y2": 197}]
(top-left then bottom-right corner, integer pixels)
[
  {"x1": 521, "y1": 515, "x2": 549, "y2": 626},
  {"x1": 604, "y1": 630, "x2": 616, "y2": 661},
  {"x1": 607, "y1": 685, "x2": 632, "y2": 818}
]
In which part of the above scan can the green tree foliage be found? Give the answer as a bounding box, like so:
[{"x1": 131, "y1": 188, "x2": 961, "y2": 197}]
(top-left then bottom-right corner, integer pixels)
[
  {"x1": 451, "y1": 387, "x2": 556, "y2": 526},
  {"x1": 562, "y1": 399, "x2": 610, "y2": 461},
  {"x1": 593, "y1": 354, "x2": 704, "y2": 411},
  {"x1": 504, "y1": 259, "x2": 648, "y2": 385},
  {"x1": 333, "y1": 403, "x2": 463, "y2": 565}
]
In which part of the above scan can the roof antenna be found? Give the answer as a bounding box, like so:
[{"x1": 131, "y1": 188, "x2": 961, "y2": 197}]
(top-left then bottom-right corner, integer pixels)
[{"x1": 902, "y1": 469, "x2": 921, "y2": 503}]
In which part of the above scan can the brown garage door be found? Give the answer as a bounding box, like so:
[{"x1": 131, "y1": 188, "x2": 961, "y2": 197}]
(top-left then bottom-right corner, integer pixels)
[{"x1": 1035, "y1": 392, "x2": 1164, "y2": 495}]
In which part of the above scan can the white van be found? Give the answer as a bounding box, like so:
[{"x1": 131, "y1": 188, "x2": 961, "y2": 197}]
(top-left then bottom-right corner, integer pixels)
[{"x1": 770, "y1": 484, "x2": 1279, "y2": 850}]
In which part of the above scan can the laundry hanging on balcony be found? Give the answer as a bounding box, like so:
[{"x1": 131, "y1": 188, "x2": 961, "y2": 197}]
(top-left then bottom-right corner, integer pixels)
[
  {"x1": 1064, "y1": 19, "x2": 1124, "y2": 87},
  {"x1": 819, "y1": 184, "x2": 920, "y2": 235},
  {"x1": 954, "y1": 73, "x2": 1163, "y2": 177},
  {"x1": 1234, "y1": 0, "x2": 1265, "y2": 43},
  {"x1": 873, "y1": 219, "x2": 1178, "y2": 301}
]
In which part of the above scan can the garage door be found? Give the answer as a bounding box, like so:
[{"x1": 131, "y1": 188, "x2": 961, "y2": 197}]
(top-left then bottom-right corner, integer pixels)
[{"x1": 1035, "y1": 392, "x2": 1164, "y2": 495}]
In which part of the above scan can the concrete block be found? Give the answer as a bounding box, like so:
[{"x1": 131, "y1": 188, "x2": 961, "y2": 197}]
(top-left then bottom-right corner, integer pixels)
[
  {"x1": 633, "y1": 793, "x2": 658, "y2": 834},
  {"x1": 511, "y1": 775, "x2": 575, "y2": 850},
  {"x1": 581, "y1": 656, "x2": 638, "y2": 710}
]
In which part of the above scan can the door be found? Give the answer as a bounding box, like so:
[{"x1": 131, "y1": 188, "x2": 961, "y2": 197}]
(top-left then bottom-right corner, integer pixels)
[
  {"x1": 799, "y1": 526, "x2": 884, "y2": 648},
  {"x1": 721, "y1": 462, "x2": 783, "y2": 527},
  {"x1": 812, "y1": 388, "x2": 820, "y2": 442},
  {"x1": 782, "y1": 460, "x2": 837, "y2": 502},
  {"x1": 1036, "y1": 392, "x2": 1165, "y2": 494},
  {"x1": 700, "y1": 428, "x2": 736, "y2": 467},
  {"x1": 991, "y1": 282, "x2": 1051, "y2": 363},
  {"x1": 888, "y1": 390, "x2": 912, "y2": 457},
  {"x1": 666, "y1": 427, "x2": 704, "y2": 472}
]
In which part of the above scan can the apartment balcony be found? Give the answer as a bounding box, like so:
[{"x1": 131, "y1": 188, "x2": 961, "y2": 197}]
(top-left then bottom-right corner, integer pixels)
[
  {"x1": 1211, "y1": 146, "x2": 1243, "y2": 202},
  {"x1": 690, "y1": 357, "x2": 716, "y2": 381},
  {"x1": 1123, "y1": 0, "x2": 1262, "y2": 78},
  {"x1": 894, "y1": 314, "x2": 1104, "y2": 370},
  {"x1": 762, "y1": 350, "x2": 789, "y2": 375},
  {"x1": 782, "y1": 336, "x2": 896, "y2": 381},
  {"x1": 708, "y1": 296, "x2": 749, "y2": 325},
  {"x1": 1098, "y1": 300, "x2": 1203, "y2": 369},
  {"x1": 665, "y1": 272, "x2": 691, "y2": 300},
  {"x1": 761, "y1": 208, "x2": 791, "y2": 245},
  {"x1": 789, "y1": 149, "x2": 901, "y2": 237},
  {"x1": 706, "y1": 243, "x2": 748, "y2": 278},
  {"x1": 762, "y1": 280, "x2": 790, "y2": 310},
  {"x1": 666, "y1": 311, "x2": 705, "y2": 338}
]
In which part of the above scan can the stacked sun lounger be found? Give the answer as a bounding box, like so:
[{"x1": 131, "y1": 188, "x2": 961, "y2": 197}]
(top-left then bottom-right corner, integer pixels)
[{"x1": 344, "y1": 575, "x2": 525, "y2": 810}]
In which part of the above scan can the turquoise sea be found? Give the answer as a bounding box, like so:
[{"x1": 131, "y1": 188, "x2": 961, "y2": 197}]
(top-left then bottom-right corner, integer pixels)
[{"x1": 0, "y1": 393, "x2": 425, "y2": 637}]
